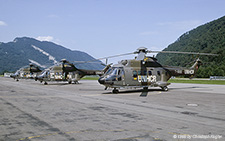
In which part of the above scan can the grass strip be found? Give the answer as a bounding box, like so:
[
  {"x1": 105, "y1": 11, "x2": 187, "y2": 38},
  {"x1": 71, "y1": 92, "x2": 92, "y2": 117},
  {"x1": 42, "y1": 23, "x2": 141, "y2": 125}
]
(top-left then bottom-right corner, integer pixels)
[{"x1": 168, "y1": 79, "x2": 225, "y2": 85}]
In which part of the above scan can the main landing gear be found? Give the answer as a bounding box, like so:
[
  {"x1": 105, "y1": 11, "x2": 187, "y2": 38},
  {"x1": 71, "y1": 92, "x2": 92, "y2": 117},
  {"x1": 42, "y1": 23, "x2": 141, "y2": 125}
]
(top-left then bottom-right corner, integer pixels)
[
  {"x1": 160, "y1": 86, "x2": 168, "y2": 91},
  {"x1": 112, "y1": 88, "x2": 119, "y2": 94}
]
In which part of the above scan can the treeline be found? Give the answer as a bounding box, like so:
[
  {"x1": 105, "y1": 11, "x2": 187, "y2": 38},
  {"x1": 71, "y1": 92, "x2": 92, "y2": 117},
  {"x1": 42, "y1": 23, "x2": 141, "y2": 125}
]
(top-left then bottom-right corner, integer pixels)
[{"x1": 156, "y1": 16, "x2": 225, "y2": 78}]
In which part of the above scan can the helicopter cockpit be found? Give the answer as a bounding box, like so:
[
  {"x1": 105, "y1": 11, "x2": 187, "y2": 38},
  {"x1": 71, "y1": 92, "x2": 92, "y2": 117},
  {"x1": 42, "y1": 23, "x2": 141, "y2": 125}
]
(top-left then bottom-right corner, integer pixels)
[
  {"x1": 98, "y1": 67, "x2": 124, "y2": 85},
  {"x1": 36, "y1": 70, "x2": 50, "y2": 80}
]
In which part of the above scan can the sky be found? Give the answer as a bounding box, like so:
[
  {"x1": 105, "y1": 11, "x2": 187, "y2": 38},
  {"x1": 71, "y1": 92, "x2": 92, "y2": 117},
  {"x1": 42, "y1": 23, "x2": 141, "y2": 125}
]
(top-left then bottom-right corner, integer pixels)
[{"x1": 1, "y1": 0, "x2": 225, "y2": 63}]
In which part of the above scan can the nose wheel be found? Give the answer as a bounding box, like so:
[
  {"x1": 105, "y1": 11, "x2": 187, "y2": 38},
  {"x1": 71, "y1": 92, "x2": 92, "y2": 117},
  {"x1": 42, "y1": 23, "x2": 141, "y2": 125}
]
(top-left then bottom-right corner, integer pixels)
[{"x1": 112, "y1": 88, "x2": 119, "y2": 94}]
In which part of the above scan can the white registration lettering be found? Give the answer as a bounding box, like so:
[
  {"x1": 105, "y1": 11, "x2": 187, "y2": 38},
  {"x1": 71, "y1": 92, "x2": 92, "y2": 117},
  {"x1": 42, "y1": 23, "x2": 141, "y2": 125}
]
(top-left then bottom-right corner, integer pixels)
[
  {"x1": 50, "y1": 73, "x2": 54, "y2": 79},
  {"x1": 184, "y1": 70, "x2": 195, "y2": 74},
  {"x1": 148, "y1": 75, "x2": 157, "y2": 82},
  {"x1": 175, "y1": 70, "x2": 182, "y2": 74}
]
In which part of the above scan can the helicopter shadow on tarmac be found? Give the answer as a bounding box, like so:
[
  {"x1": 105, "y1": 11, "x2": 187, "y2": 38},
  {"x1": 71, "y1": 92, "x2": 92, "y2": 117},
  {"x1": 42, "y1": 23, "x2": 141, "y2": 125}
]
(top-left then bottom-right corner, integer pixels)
[
  {"x1": 168, "y1": 85, "x2": 205, "y2": 90},
  {"x1": 102, "y1": 88, "x2": 163, "y2": 95},
  {"x1": 102, "y1": 85, "x2": 206, "y2": 97},
  {"x1": 41, "y1": 82, "x2": 81, "y2": 86}
]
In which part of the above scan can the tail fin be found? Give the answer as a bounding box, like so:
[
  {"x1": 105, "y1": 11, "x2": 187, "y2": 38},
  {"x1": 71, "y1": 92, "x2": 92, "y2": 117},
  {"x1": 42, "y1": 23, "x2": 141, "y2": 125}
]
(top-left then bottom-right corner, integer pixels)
[
  {"x1": 189, "y1": 58, "x2": 202, "y2": 78},
  {"x1": 191, "y1": 58, "x2": 201, "y2": 70},
  {"x1": 61, "y1": 59, "x2": 79, "y2": 72}
]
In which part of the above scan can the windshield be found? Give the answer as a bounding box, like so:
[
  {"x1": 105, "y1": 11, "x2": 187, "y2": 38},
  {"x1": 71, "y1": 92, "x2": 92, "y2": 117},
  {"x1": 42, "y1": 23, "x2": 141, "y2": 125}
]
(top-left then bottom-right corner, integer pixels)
[
  {"x1": 15, "y1": 70, "x2": 20, "y2": 74},
  {"x1": 41, "y1": 70, "x2": 49, "y2": 76},
  {"x1": 105, "y1": 68, "x2": 112, "y2": 75},
  {"x1": 111, "y1": 68, "x2": 118, "y2": 75},
  {"x1": 109, "y1": 68, "x2": 124, "y2": 76},
  {"x1": 41, "y1": 71, "x2": 46, "y2": 75}
]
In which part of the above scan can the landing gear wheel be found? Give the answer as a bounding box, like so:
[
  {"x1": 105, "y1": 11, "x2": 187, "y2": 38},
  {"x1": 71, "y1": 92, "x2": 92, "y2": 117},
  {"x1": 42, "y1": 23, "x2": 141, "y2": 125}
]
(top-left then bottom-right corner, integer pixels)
[
  {"x1": 112, "y1": 89, "x2": 119, "y2": 94},
  {"x1": 44, "y1": 82, "x2": 48, "y2": 85},
  {"x1": 161, "y1": 86, "x2": 168, "y2": 91}
]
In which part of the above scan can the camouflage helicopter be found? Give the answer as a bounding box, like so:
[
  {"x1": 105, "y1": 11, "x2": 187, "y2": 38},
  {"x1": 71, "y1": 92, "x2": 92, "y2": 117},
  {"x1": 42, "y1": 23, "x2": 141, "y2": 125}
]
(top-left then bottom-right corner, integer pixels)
[
  {"x1": 36, "y1": 59, "x2": 110, "y2": 85},
  {"x1": 10, "y1": 63, "x2": 42, "y2": 81},
  {"x1": 98, "y1": 47, "x2": 217, "y2": 96}
]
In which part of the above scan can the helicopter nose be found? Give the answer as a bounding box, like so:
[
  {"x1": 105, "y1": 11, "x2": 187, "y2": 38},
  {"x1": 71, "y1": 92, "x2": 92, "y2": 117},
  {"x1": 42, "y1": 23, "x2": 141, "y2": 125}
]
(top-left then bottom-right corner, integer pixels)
[
  {"x1": 98, "y1": 77, "x2": 105, "y2": 84},
  {"x1": 98, "y1": 77, "x2": 114, "y2": 85}
]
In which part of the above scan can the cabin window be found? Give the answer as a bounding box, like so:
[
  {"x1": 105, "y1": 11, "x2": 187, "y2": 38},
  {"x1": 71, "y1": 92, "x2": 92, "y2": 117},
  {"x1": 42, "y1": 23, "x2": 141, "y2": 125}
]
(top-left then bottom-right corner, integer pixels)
[
  {"x1": 133, "y1": 71, "x2": 137, "y2": 77},
  {"x1": 148, "y1": 71, "x2": 152, "y2": 75},
  {"x1": 121, "y1": 69, "x2": 125, "y2": 76},
  {"x1": 157, "y1": 71, "x2": 161, "y2": 76},
  {"x1": 138, "y1": 70, "x2": 141, "y2": 75},
  {"x1": 144, "y1": 70, "x2": 147, "y2": 75}
]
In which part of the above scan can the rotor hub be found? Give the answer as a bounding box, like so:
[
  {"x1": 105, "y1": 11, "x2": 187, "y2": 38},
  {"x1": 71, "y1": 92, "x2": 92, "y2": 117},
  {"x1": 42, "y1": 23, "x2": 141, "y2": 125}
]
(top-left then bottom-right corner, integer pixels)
[
  {"x1": 135, "y1": 47, "x2": 148, "y2": 60},
  {"x1": 137, "y1": 47, "x2": 148, "y2": 53}
]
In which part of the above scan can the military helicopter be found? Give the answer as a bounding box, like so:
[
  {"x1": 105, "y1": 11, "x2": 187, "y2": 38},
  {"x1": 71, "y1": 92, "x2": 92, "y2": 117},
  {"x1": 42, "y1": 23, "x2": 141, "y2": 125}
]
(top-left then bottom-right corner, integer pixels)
[
  {"x1": 10, "y1": 63, "x2": 42, "y2": 81},
  {"x1": 98, "y1": 47, "x2": 217, "y2": 96},
  {"x1": 36, "y1": 59, "x2": 110, "y2": 85}
]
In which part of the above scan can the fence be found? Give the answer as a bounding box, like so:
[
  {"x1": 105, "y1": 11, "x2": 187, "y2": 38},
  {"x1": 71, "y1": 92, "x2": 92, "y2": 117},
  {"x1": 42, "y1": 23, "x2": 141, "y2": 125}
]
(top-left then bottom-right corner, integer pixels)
[{"x1": 210, "y1": 76, "x2": 225, "y2": 80}]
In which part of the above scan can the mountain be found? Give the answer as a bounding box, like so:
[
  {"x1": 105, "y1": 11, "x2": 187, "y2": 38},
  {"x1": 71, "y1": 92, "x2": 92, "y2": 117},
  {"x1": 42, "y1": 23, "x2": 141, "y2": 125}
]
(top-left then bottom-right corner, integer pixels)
[
  {"x1": 0, "y1": 37, "x2": 104, "y2": 74},
  {"x1": 156, "y1": 16, "x2": 225, "y2": 78}
]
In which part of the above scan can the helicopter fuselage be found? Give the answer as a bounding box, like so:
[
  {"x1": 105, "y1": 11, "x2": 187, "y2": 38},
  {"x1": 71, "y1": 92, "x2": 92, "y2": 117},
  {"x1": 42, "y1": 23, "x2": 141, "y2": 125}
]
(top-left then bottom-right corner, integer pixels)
[
  {"x1": 10, "y1": 65, "x2": 42, "y2": 81},
  {"x1": 98, "y1": 57, "x2": 198, "y2": 92},
  {"x1": 36, "y1": 62, "x2": 105, "y2": 84}
]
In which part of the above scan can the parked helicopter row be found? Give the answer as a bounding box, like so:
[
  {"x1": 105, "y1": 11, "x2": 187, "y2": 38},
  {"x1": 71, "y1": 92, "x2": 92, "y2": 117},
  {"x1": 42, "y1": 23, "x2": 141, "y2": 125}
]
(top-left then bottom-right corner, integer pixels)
[
  {"x1": 10, "y1": 47, "x2": 217, "y2": 96},
  {"x1": 10, "y1": 63, "x2": 42, "y2": 81},
  {"x1": 10, "y1": 59, "x2": 110, "y2": 84}
]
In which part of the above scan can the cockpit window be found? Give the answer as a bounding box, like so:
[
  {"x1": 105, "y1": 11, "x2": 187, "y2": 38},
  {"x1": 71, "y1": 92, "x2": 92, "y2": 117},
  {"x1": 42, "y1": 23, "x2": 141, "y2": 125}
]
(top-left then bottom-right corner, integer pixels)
[
  {"x1": 107, "y1": 68, "x2": 124, "y2": 78},
  {"x1": 118, "y1": 69, "x2": 121, "y2": 75},
  {"x1": 105, "y1": 68, "x2": 112, "y2": 75},
  {"x1": 41, "y1": 71, "x2": 46, "y2": 75},
  {"x1": 111, "y1": 68, "x2": 118, "y2": 75}
]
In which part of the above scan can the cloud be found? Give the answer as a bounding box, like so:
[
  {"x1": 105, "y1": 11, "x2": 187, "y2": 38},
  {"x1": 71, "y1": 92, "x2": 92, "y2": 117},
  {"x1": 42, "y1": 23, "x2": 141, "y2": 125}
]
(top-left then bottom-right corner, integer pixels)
[
  {"x1": 36, "y1": 36, "x2": 54, "y2": 42},
  {"x1": 0, "y1": 21, "x2": 7, "y2": 26}
]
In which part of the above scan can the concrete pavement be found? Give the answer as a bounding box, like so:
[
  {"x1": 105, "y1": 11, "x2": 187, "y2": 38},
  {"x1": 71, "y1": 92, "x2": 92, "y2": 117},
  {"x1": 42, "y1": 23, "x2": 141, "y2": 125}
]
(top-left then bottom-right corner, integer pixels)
[{"x1": 0, "y1": 77, "x2": 224, "y2": 141}]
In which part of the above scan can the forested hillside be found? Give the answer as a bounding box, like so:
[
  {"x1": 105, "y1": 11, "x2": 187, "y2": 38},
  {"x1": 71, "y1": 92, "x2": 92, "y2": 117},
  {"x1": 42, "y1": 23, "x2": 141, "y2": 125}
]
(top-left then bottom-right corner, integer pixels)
[
  {"x1": 0, "y1": 37, "x2": 104, "y2": 74},
  {"x1": 156, "y1": 16, "x2": 225, "y2": 78}
]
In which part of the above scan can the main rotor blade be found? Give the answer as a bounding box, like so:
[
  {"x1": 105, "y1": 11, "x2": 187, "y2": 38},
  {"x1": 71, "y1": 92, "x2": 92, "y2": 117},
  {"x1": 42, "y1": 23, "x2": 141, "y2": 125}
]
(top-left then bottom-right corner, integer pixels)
[
  {"x1": 149, "y1": 50, "x2": 218, "y2": 56},
  {"x1": 74, "y1": 52, "x2": 134, "y2": 64},
  {"x1": 75, "y1": 61, "x2": 106, "y2": 63},
  {"x1": 97, "y1": 52, "x2": 135, "y2": 60}
]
